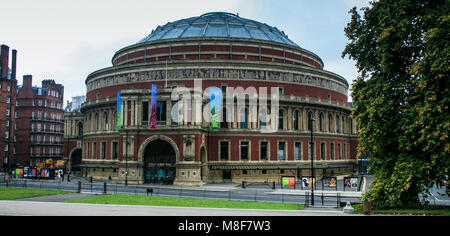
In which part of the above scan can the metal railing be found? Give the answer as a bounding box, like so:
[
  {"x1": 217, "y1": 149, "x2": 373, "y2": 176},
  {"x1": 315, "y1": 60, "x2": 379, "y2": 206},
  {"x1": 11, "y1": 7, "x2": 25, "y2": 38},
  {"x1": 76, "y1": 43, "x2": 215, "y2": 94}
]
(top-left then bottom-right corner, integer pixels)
[{"x1": 0, "y1": 178, "x2": 363, "y2": 207}]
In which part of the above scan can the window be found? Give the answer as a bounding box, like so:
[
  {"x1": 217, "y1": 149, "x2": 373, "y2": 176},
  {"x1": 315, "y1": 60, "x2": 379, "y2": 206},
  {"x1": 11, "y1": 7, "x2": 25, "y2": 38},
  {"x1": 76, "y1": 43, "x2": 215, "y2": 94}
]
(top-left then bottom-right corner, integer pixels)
[
  {"x1": 338, "y1": 143, "x2": 341, "y2": 160},
  {"x1": 308, "y1": 142, "x2": 315, "y2": 160},
  {"x1": 295, "y1": 142, "x2": 302, "y2": 160},
  {"x1": 156, "y1": 101, "x2": 167, "y2": 121},
  {"x1": 240, "y1": 141, "x2": 249, "y2": 161},
  {"x1": 319, "y1": 113, "x2": 324, "y2": 131},
  {"x1": 278, "y1": 110, "x2": 284, "y2": 130},
  {"x1": 307, "y1": 111, "x2": 313, "y2": 131},
  {"x1": 259, "y1": 108, "x2": 267, "y2": 129},
  {"x1": 6, "y1": 97, "x2": 10, "y2": 104},
  {"x1": 112, "y1": 141, "x2": 118, "y2": 160},
  {"x1": 104, "y1": 112, "x2": 109, "y2": 131},
  {"x1": 142, "y1": 102, "x2": 149, "y2": 122},
  {"x1": 239, "y1": 108, "x2": 248, "y2": 129},
  {"x1": 278, "y1": 142, "x2": 286, "y2": 160},
  {"x1": 78, "y1": 122, "x2": 83, "y2": 137},
  {"x1": 342, "y1": 117, "x2": 346, "y2": 134},
  {"x1": 221, "y1": 106, "x2": 228, "y2": 128},
  {"x1": 260, "y1": 141, "x2": 268, "y2": 161},
  {"x1": 101, "y1": 142, "x2": 106, "y2": 160},
  {"x1": 330, "y1": 143, "x2": 335, "y2": 160},
  {"x1": 95, "y1": 113, "x2": 100, "y2": 130},
  {"x1": 328, "y1": 114, "x2": 333, "y2": 132},
  {"x1": 293, "y1": 110, "x2": 299, "y2": 130},
  {"x1": 344, "y1": 143, "x2": 347, "y2": 159},
  {"x1": 220, "y1": 141, "x2": 229, "y2": 161},
  {"x1": 336, "y1": 115, "x2": 340, "y2": 133},
  {"x1": 321, "y1": 142, "x2": 326, "y2": 160},
  {"x1": 93, "y1": 142, "x2": 97, "y2": 159}
]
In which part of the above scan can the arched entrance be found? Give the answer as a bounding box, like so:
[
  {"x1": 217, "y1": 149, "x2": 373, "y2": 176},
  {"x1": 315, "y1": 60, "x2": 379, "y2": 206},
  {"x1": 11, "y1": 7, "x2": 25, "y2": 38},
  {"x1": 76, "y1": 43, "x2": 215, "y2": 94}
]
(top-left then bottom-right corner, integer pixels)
[
  {"x1": 143, "y1": 139, "x2": 177, "y2": 184},
  {"x1": 70, "y1": 148, "x2": 82, "y2": 175}
]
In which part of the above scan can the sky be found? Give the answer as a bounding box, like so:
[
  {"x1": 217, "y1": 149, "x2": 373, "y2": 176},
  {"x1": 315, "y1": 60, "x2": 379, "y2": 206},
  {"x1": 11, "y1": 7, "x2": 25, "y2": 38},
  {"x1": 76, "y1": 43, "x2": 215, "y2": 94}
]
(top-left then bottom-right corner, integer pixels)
[{"x1": 0, "y1": 0, "x2": 371, "y2": 104}]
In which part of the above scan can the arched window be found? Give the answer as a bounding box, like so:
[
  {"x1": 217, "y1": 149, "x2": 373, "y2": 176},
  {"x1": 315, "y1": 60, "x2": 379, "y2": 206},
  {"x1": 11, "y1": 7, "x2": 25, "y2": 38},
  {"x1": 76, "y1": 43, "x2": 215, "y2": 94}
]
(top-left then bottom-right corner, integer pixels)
[
  {"x1": 77, "y1": 122, "x2": 83, "y2": 138},
  {"x1": 336, "y1": 115, "x2": 340, "y2": 133},
  {"x1": 307, "y1": 111, "x2": 314, "y2": 131},
  {"x1": 95, "y1": 113, "x2": 99, "y2": 131},
  {"x1": 328, "y1": 114, "x2": 333, "y2": 132},
  {"x1": 104, "y1": 112, "x2": 109, "y2": 131},
  {"x1": 319, "y1": 112, "x2": 324, "y2": 132},
  {"x1": 259, "y1": 107, "x2": 267, "y2": 129},
  {"x1": 239, "y1": 108, "x2": 248, "y2": 129},
  {"x1": 293, "y1": 110, "x2": 299, "y2": 130}
]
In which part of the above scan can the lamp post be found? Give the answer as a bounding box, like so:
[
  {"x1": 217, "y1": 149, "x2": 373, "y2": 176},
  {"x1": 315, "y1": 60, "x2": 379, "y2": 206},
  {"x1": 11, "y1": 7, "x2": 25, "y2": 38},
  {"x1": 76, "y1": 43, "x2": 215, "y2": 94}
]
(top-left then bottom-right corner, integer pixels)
[{"x1": 310, "y1": 117, "x2": 315, "y2": 206}]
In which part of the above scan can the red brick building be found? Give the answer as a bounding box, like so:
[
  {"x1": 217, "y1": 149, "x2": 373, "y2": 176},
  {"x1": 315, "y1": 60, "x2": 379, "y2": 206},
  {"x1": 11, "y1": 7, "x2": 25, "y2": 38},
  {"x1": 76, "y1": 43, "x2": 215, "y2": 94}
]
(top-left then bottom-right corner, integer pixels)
[
  {"x1": 0, "y1": 45, "x2": 18, "y2": 173},
  {"x1": 16, "y1": 76, "x2": 64, "y2": 167},
  {"x1": 65, "y1": 12, "x2": 359, "y2": 185}
]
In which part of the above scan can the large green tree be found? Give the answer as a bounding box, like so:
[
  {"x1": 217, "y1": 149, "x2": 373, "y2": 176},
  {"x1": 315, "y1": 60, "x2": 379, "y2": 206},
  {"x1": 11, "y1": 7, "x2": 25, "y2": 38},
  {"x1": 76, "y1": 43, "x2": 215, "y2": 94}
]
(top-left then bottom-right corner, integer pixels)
[{"x1": 343, "y1": 0, "x2": 449, "y2": 208}]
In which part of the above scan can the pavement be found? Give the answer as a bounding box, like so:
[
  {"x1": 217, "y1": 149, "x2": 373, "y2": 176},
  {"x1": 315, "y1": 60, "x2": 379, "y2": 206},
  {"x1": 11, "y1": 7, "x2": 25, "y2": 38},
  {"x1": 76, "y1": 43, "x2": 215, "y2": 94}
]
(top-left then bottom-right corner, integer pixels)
[{"x1": 0, "y1": 200, "x2": 352, "y2": 216}]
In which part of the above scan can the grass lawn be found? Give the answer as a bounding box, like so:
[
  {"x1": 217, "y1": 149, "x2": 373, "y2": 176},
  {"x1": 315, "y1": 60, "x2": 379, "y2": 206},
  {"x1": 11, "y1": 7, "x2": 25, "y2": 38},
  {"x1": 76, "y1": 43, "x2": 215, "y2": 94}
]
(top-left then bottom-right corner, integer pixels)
[
  {"x1": 0, "y1": 187, "x2": 70, "y2": 200},
  {"x1": 65, "y1": 194, "x2": 304, "y2": 211},
  {"x1": 353, "y1": 204, "x2": 450, "y2": 216}
]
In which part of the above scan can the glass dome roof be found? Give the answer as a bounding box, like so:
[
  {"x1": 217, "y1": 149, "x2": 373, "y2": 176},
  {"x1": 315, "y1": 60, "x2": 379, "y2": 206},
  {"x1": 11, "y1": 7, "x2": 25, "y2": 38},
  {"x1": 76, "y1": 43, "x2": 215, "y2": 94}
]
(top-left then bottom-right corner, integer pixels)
[{"x1": 138, "y1": 12, "x2": 301, "y2": 48}]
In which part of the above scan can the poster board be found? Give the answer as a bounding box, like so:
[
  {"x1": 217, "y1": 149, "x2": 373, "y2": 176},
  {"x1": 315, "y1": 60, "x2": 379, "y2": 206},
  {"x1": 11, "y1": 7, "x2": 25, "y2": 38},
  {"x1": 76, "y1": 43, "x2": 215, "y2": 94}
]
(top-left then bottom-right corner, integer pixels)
[
  {"x1": 301, "y1": 177, "x2": 316, "y2": 188},
  {"x1": 323, "y1": 177, "x2": 337, "y2": 188},
  {"x1": 344, "y1": 177, "x2": 359, "y2": 190},
  {"x1": 281, "y1": 176, "x2": 296, "y2": 188}
]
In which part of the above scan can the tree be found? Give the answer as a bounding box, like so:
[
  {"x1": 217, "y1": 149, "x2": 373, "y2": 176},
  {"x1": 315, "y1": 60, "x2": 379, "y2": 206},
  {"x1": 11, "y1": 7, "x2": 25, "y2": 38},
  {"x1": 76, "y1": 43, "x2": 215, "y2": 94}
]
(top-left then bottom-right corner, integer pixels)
[{"x1": 342, "y1": 0, "x2": 449, "y2": 208}]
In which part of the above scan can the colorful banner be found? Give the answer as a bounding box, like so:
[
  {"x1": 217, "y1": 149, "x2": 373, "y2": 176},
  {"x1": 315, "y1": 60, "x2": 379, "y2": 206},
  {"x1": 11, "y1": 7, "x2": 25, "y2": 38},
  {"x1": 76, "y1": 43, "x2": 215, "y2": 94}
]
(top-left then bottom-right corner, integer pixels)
[
  {"x1": 209, "y1": 88, "x2": 222, "y2": 130},
  {"x1": 116, "y1": 92, "x2": 122, "y2": 131},
  {"x1": 302, "y1": 177, "x2": 316, "y2": 188},
  {"x1": 282, "y1": 177, "x2": 295, "y2": 187},
  {"x1": 149, "y1": 84, "x2": 157, "y2": 130},
  {"x1": 40, "y1": 169, "x2": 50, "y2": 178}
]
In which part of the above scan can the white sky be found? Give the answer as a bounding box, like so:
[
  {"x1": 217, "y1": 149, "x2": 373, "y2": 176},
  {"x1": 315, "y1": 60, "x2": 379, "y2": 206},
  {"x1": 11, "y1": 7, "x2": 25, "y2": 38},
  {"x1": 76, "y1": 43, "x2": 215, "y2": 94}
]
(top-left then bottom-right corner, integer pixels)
[{"x1": 0, "y1": 0, "x2": 371, "y2": 104}]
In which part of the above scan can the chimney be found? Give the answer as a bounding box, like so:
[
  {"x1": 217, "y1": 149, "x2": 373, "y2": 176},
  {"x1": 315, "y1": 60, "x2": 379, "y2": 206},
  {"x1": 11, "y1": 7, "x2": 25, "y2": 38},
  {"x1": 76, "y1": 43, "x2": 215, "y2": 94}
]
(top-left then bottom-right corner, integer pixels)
[
  {"x1": 23, "y1": 75, "x2": 32, "y2": 88},
  {"x1": 0, "y1": 45, "x2": 9, "y2": 79},
  {"x1": 11, "y1": 49, "x2": 17, "y2": 81}
]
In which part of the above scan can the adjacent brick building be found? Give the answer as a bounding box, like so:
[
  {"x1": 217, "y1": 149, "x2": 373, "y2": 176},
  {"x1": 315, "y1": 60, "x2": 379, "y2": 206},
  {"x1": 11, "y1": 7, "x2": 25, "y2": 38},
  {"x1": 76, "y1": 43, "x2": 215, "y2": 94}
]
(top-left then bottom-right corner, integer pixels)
[
  {"x1": 0, "y1": 45, "x2": 18, "y2": 173},
  {"x1": 16, "y1": 76, "x2": 65, "y2": 167}
]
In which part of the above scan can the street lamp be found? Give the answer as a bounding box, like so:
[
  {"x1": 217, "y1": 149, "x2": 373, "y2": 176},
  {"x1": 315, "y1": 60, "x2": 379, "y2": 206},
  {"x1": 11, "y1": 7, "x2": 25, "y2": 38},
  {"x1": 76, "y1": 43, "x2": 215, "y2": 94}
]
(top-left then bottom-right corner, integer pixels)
[{"x1": 310, "y1": 117, "x2": 315, "y2": 206}]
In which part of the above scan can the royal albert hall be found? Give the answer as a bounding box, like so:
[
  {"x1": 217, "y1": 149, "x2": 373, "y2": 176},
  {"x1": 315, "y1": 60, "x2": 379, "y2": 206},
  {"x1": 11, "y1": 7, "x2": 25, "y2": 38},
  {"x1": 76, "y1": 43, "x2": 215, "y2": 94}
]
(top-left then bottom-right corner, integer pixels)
[{"x1": 64, "y1": 12, "x2": 359, "y2": 185}]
